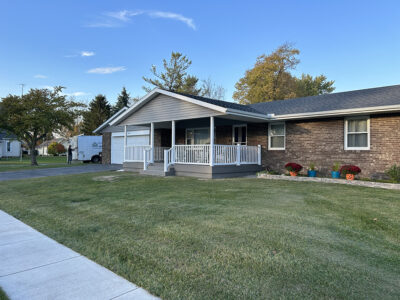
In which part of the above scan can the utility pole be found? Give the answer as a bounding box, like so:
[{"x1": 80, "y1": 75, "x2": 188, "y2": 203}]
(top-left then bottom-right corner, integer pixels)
[{"x1": 18, "y1": 83, "x2": 25, "y2": 97}]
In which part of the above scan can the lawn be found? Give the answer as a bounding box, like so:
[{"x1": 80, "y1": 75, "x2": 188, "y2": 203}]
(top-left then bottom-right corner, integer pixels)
[
  {"x1": 0, "y1": 173, "x2": 399, "y2": 299},
  {"x1": 0, "y1": 156, "x2": 82, "y2": 172}
]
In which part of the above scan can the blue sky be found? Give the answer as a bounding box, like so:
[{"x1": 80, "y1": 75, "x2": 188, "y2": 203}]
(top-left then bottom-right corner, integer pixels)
[{"x1": 1, "y1": 0, "x2": 399, "y2": 105}]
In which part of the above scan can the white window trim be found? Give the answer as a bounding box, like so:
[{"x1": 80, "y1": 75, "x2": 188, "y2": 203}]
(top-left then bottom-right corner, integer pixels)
[
  {"x1": 232, "y1": 124, "x2": 247, "y2": 145},
  {"x1": 268, "y1": 122, "x2": 286, "y2": 150},
  {"x1": 185, "y1": 127, "x2": 212, "y2": 145},
  {"x1": 344, "y1": 116, "x2": 370, "y2": 150}
]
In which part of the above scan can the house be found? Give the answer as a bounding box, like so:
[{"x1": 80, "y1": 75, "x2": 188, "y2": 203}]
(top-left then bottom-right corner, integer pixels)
[
  {"x1": 94, "y1": 85, "x2": 400, "y2": 179},
  {"x1": 37, "y1": 138, "x2": 69, "y2": 156},
  {"x1": 0, "y1": 130, "x2": 21, "y2": 158}
]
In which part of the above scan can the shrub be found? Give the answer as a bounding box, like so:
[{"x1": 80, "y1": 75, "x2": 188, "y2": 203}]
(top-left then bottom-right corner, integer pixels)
[
  {"x1": 332, "y1": 162, "x2": 340, "y2": 172},
  {"x1": 386, "y1": 164, "x2": 400, "y2": 183},
  {"x1": 340, "y1": 165, "x2": 361, "y2": 175},
  {"x1": 308, "y1": 162, "x2": 316, "y2": 171},
  {"x1": 285, "y1": 162, "x2": 303, "y2": 173},
  {"x1": 48, "y1": 142, "x2": 66, "y2": 156}
]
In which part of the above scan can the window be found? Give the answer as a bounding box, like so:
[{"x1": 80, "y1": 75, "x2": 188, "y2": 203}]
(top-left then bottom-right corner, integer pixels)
[
  {"x1": 232, "y1": 125, "x2": 247, "y2": 145},
  {"x1": 6, "y1": 141, "x2": 11, "y2": 152},
  {"x1": 345, "y1": 117, "x2": 370, "y2": 150},
  {"x1": 186, "y1": 128, "x2": 210, "y2": 145},
  {"x1": 268, "y1": 123, "x2": 285, "y2": 150}
]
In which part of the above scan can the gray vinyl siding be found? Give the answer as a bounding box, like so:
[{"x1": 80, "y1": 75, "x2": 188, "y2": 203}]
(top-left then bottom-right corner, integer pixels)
[{"x1": 119, "y1": 94, "x2": 224, "y2": 126}]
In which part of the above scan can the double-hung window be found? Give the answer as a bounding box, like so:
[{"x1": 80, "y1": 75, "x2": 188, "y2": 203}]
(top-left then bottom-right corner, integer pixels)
[
  {"x1": 344, "y1": 117, "x2": 370, "y2": 150},
  {"x1": 268, "y1": 122, "x2": 285, "y2": 150},
  {"x1": 233, "y1": 125, "x2": 247, "y2": 145},
  {"x1": 6, "y1": 141, "x2": 11, "y2": 152}
]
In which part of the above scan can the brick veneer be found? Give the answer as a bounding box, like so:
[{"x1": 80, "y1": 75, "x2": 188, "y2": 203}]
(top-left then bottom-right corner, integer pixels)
[
  {"x1": 263, "y1": 114, "x2": 400, "y2": 179},
  {"x1": 102, "y1": 132, "x2": 111, "y2": 164}
]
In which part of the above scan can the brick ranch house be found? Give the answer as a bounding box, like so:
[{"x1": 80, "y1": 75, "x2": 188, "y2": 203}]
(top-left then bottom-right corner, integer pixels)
[{"x1": 95, "y1": 85, "x2": 400, "y2": 179}]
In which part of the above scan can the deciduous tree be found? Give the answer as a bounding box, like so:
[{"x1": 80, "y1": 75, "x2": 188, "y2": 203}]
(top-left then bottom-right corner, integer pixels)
[{"x1": 0, "y1": 87, "x2": 82, "y2": 165}]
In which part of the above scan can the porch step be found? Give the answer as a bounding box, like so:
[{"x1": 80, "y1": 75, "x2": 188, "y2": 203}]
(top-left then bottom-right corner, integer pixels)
[{"x1": 139, "y1": 163, "x2": 175, "y2": 177}]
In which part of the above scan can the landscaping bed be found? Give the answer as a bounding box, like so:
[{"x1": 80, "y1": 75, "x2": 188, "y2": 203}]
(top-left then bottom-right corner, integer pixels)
[{"x1": 0, "y1": 172, "x2": 399, "y2": 299}]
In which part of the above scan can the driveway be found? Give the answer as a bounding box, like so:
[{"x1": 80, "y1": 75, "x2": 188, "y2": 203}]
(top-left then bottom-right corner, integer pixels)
[
  {"x1": 0, "y1": 164, "x2": 122, "y2": 182},
  {"x1": 0, "y1": 210, "x2": 158, "y2": 300}
]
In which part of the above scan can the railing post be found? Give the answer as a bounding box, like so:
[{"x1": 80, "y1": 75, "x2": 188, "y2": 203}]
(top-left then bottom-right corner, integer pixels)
[
  {"x1": 210, "y1": 116, "x2": 214, "y2": 166},
  {"x1": 150, "y1": 122, "x2": 154, "y2": 163},
  {"x1": 143, "y1": 149, "x2": 147, "y2": 170},
  {"x1": 236, "y1": 144, "x2": 241, "y2": 166},
  {"x1": 164, "y1": 150, "x2": 168, "y2": 172},
  {"x1": 257, "y1": 145, "x2": 262, "y2": 165}
]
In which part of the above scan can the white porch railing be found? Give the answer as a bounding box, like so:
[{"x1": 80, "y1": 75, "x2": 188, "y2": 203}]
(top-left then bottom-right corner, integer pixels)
[
  {"x1": 164, "y1": 144, "x2": 261, "y2": 172},
  {"x1": 125, "y1": 145, "x2": 151, "y2": 162}
]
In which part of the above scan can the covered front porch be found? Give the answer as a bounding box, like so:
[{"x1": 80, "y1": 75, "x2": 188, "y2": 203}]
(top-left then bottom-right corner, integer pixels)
[{"x1": 121, "y1": 116, "x2": 263, "y2": 178}]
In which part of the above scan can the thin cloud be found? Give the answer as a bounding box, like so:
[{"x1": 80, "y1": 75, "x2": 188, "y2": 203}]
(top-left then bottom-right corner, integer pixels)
[
  {"x1": 68, "y1": 91, "x2": 90, "y2": 97},
  {"x1": 87, "y1": 66, "x2": 126, "y2": 74},
  {"x1": 88, "y1": 10, "x2": 196, "y2": 30},
  {"x1": 34, "y1": 74, "x2": 47, "y2": 79},
  {"x1": 81, "y1": 51, "x2": 95, "y2": 57},
  {"x1": 148, "y1": 11, "x2": 196, "y2": 30}
]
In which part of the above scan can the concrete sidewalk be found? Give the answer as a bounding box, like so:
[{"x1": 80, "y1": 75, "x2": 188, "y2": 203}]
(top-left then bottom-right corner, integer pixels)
[
  {"x1": 0, "y1": 164, "x2": 122, "y2": 182},
  {"x1": 0, "y1": 210, "x2": 159, "y2": 300}
]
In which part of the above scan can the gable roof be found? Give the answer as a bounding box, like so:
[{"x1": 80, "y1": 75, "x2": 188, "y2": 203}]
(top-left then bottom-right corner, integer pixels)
[
  {"x1": 249, "y1": 84, "x2": 400, "y2": 117},
  {"x1": 0, "y1": 129, "x2": 18, "y2": 140},
  {"x1": 93, "y1": 106, "x2": 129, "y2": 134}
]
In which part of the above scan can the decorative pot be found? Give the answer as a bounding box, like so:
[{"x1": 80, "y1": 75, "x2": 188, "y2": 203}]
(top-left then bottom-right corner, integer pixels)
[
  {"x1": 331, "y1": 171, "x2": 340, "y2": 179},
  {"x1": 289, "y1": 171, "x2": 298, "y2": 177},
  {"x1": 346, "y1": 174, "x2": 355, "y2": 180},
  {"x1": 308, "y1": 170, "x2": 317, "y2": 177}
]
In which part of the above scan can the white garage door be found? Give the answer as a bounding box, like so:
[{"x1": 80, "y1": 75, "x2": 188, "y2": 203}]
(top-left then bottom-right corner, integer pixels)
[{"x1": 111, "y1": 131, "x2": 149, "y2": 164}]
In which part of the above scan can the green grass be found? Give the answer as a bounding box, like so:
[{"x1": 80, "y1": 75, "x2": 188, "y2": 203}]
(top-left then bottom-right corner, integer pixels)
[
  {"x1": 0, "y1": 173, "x2": 399, "y2": 299},
  {"x1": 0, "y1": 288, "x2": 9, "y2": 300},
  {"x1": 0, "y1": 156, "x2": 82, "y2": 172}
]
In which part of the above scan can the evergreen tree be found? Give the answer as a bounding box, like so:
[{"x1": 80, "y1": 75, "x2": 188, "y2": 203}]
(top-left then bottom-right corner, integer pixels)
[
  {"x1": 112, "y1": 87, "x2": 130, "y2": 115},
  {"x1": 142, "y1": 52, "x2": 201, "y2": 95},
  {"x1": 82, "y1": 94, "x2": 111, "y2": 135}
]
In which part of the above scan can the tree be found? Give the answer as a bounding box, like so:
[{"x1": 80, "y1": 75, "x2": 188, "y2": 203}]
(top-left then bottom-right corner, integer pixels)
[
  {"x1": 0, "y1": 87, "x2": 82, "y2": 165},
  {"x1": 112, "y1": 87, "x2": 130, "y2": 115},
  {"x1": 233, "y1": 43, "x2": 335, "y2": 104},
  {"x1": 295, "y1": 74, "x2": 335, "y2": 98},
  {"x1": 48, "y1": 142, "x2": 66, "y2": 156},
  {"x1": 142, "y1": 52, "x2": 201, "y2": 95},
  {"x1": 81, "y1": 94, "x2": 111, "y2": 135},
  {"x1": 201, "y1": 77, "x2": 226, "y2": 100}
]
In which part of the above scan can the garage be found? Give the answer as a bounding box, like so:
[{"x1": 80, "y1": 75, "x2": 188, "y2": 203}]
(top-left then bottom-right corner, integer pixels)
[{"x1": 111, "y1": 130, "x2": 149, "y2": 164}]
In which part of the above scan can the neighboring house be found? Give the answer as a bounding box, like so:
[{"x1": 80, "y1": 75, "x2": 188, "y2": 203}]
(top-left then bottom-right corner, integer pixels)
[
  {"x1": 94, "y1": 85, "x2": 400, "y2": 179},
  {"x1": 0, "y1": 130, "x2": 21, "y2": 158},
  {"x1": 37, "y1": 138, "x2": 69, "y2": 156}
]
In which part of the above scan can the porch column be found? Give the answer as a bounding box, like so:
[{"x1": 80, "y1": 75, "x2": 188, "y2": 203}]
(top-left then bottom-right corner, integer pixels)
[
  {"x1": 123, "y1": 125, "x2": 127, "y2": 162},
  {"x1": 210, "y1": 116, "x2": 214, "y2": 166},
  {"x1": 150, "y1": 122, "x2": 154, "y2": 163},
  {"x1": 171, "y1": 120, "x2": 175, "y2": 164}
]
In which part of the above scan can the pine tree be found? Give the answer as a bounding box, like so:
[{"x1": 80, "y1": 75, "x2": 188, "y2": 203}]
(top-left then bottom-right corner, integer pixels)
[
  {"x1": 112, "y1": 87, "x2": 131, "y2": 115},
  {"x1": 82, "y1": 94, "x2": 111, "y2": 135}
]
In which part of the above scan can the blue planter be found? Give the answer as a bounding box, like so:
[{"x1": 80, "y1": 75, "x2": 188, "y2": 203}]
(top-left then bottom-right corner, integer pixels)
[
  {"x1": 331, "y1": 171, "x2": 340, "y2": 179},
  {"x1": 308, "y1": 170, "x2": 317, "y2": 177}
]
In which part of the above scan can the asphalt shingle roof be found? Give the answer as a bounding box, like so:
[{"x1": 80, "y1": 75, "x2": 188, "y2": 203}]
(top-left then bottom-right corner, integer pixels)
[
  {"x1": 175, "y1": 92, "x2": 262, "y2": 114},
  {"x1": 0, "y1": 130, "x2": 17, "y2": 140},
  {"x1": 178, "y1": 85, "x2": 400, "y2": 117},
  {"x1": 248, "y1": 84, "x2": 400, "y2": 116}
]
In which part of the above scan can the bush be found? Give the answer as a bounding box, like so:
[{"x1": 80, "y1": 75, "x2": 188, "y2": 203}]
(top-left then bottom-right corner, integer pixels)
[
  {"x1": 285, "y1": 162, "x2": 303, "y2": 173},
  {"x1": 48, "y1": 142, "x2": 66, "y2": 156},
  {"x1": 340, "y1": 165, "x2": 361, "y2": 175},
  {"x1": 386, "y1": 164, "x2": 400, "y2": 183}
]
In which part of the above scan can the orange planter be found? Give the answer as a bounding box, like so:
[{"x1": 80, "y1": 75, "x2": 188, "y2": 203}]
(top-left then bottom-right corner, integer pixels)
[
  {"x1": 289, "y1": 171, "x2": 298, "y2": 177},
  {"x1": 346, "y1": 174, "x2": 355, "y2": 180}
]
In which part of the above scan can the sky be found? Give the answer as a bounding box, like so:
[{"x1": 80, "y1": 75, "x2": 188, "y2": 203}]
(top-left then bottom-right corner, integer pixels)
[{"x1": 1, "y1": 0, "x2": 400, "y2": 105}]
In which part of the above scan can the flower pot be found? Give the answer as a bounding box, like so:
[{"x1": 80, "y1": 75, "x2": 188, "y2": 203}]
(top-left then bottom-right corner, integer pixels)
[
  {"x1": 308, "y1": 170, "x2": 317, "y2": 177},
  {"x1": 346, "y1": 174, "x2": 355, "y2": 180},
  {"x1": 289, "y1": 171, "x2": 298, "y2": 177},
  {"x1": 331, "y1": 171, "x2": 340, "y2": 179}
]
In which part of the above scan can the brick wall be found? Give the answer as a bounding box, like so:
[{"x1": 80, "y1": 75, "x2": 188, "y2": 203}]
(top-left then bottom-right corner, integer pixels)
[
  {"x1": 102, "y1": 132, "x2": 111, "y2": 164},
  {"x1": 263, "y1": 114, "x2": 400, "y2": 179}
]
